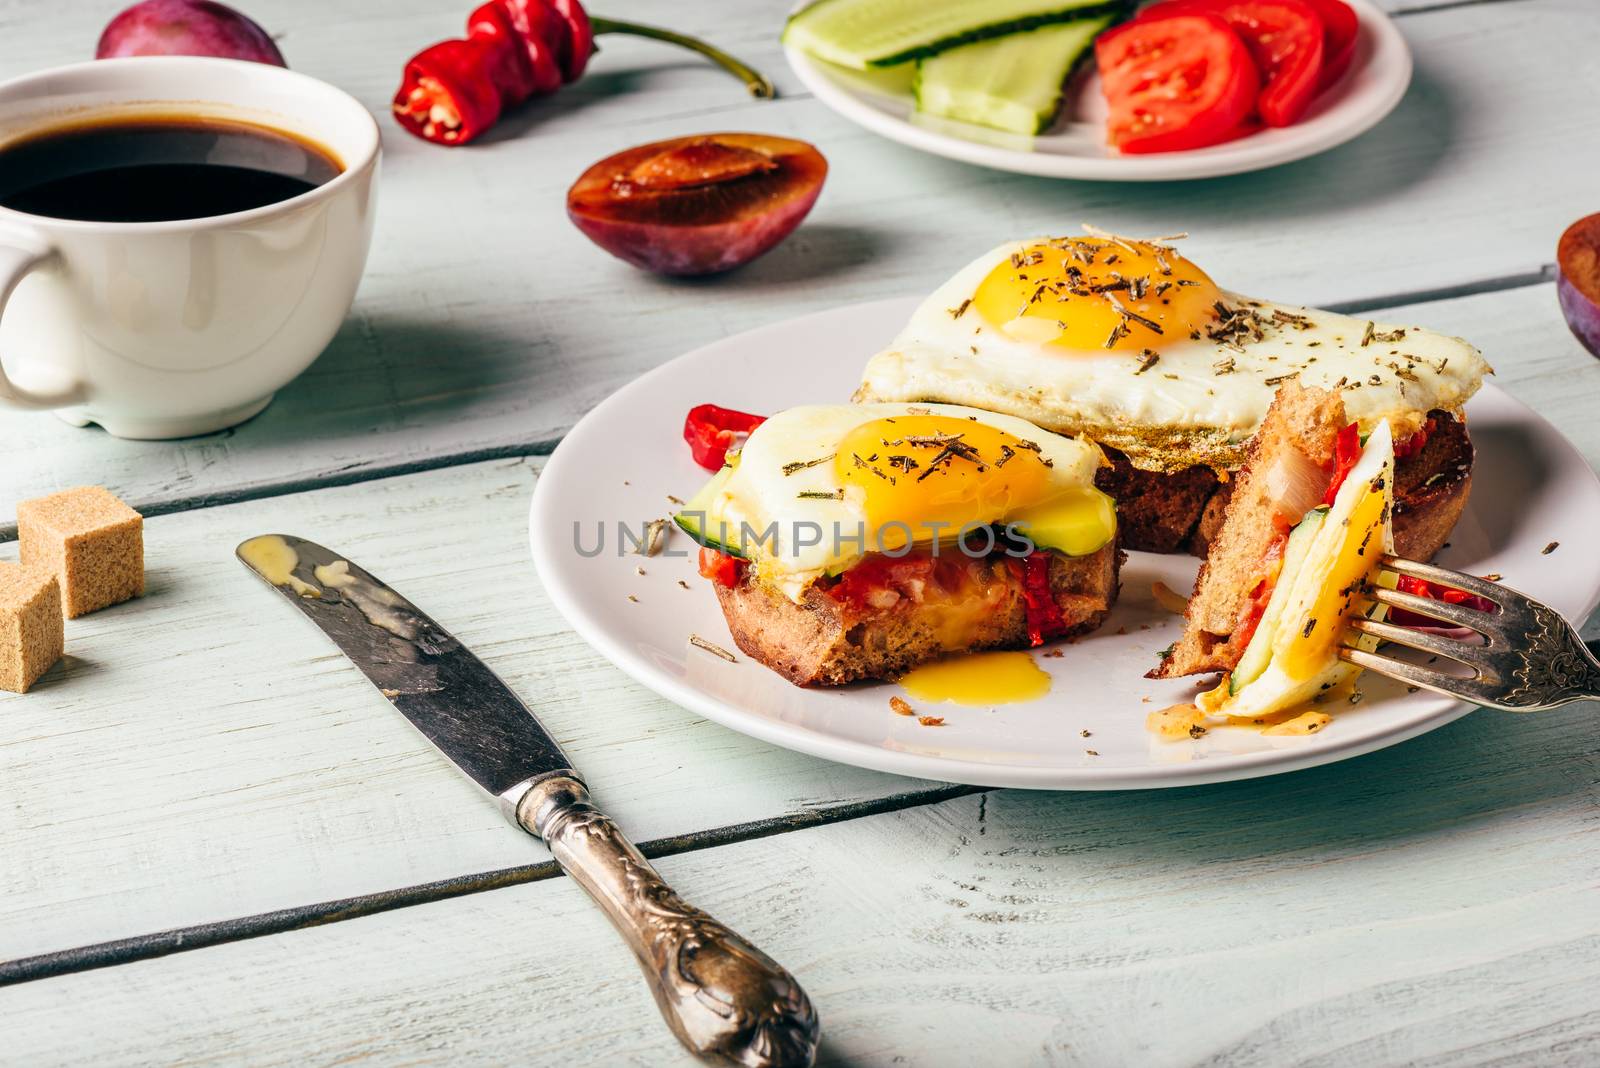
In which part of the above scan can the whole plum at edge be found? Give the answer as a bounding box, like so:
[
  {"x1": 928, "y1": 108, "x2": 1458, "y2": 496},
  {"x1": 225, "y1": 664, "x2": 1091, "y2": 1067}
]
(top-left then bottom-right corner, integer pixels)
[
  {"x1": 97, "y1": 0, "x2": 286, "y2": 66},
  {"x1": 1557, "y1": 213, "x2": 1600, "y2": 358}
]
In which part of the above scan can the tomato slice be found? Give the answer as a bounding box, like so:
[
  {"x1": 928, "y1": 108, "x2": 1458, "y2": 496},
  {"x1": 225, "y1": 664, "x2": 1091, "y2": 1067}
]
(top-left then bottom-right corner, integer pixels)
[
  {"x1": 1140, "y1": 0, "x2": 1326, "y2": 127},
  {"x1": 697, "y1": 546, "x2": 745, "y2": 588},
  {"x1": 1095, "y1": 13, "x2": 1260, "y2": 154},
  {"x1": 1303, "y1": 0, "x2": 1358, "y2": 90}
]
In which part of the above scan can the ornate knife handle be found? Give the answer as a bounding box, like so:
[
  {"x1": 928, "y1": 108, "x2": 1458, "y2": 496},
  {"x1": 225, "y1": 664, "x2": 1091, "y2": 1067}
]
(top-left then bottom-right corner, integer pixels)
[{"x1": 514, "y1": 775, "x2": 820, "y2": 1068}]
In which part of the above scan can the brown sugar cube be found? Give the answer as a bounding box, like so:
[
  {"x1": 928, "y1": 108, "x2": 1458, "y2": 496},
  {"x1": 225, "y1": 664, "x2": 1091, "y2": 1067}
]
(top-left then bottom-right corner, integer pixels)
[
  {"x1": 17, "y1": 486, "x2": 144, "y2": 618},
  {"x1": 0, "y1": 563, "x2": 63, "y2": 693}
]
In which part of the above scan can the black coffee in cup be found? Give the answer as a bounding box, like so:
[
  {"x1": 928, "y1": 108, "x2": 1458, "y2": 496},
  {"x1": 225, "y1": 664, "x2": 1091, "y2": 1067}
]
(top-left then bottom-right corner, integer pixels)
[{"x1": 0, "y1": 115, "x2": 343, "y2": 223}]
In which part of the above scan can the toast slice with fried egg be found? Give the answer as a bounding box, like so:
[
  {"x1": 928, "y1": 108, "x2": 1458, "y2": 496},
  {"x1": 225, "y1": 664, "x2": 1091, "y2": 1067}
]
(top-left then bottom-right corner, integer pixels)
[
  {"x1": 674, "y1": 402, "x2": 1123, "y2": 686},
  {"x1": 855, "y1": 234, "x2": 1486, "y2": 561},
  {"x1": 715, "y1": 542, "x2": 1120, "y2": 687}
]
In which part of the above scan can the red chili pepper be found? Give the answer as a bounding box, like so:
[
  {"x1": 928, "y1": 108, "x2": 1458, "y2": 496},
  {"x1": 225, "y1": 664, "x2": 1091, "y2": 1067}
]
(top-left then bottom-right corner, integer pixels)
[
  {"x1": 1323, "y1": 421, "x2": 1362, "y2": 505},
  {"x1": 393, "y1": 1, "x2": 772, "y2": 146},
  {"x1": 684, "y1": 403, "x2": 766, "y2": 471},
  {"x1": 1009, "y1": 552, "x2": 1069, "y2": 647},
  {"x1": 697, "y1": 546, "x2": 745, "y2": 588}
]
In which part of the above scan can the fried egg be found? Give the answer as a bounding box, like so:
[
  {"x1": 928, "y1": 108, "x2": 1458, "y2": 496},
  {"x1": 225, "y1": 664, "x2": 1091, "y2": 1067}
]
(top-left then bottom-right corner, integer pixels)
[
  {"x1": 856, "y1": 236, "x2": 1490, "y2": 472},
  {"x1": 677, "y1": 402, "x2": 1114, "y2": 601},
  {"x1": 1200, "y1": 420, "x2": 1396, "y2": 721}
]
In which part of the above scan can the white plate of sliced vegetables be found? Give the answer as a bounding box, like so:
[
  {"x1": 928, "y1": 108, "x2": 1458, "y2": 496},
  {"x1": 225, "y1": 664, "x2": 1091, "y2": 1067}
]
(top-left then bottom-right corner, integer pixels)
[{"x1": 783, "y1": 0, "x2": 1413, "y2": 181}]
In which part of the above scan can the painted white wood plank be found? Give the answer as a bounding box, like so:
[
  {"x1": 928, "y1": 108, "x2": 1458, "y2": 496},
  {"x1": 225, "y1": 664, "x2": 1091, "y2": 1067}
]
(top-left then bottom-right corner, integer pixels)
[
  {"x1": 5, "y1": 699, "x2": 1597, "y2": 1067},
  {"x1": 0, "y1": 0, "x2": 1589, "y2": 522},
  {"x1": 0, "y1": 452, "x2": 930, "y2": 963},
  {"x1": 0, "y1": 279, "x2": 1593, "y2": 965}
]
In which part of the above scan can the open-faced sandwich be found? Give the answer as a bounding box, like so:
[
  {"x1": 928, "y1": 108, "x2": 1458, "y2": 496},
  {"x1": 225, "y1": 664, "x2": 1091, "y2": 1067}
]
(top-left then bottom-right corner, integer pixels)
[
  {"x1": 673, "y1": 403, "x2": 1122, "y2": 686},
  {"x1": 855, "y1": 232, "x2": 1490, "y2": 559},
  {"x1": 1153, "y1": 383, "x2": 1395, "y2": 733}
]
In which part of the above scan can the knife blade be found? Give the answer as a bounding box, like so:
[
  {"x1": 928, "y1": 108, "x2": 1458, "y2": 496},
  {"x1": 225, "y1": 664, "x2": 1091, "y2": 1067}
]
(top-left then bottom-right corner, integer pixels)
[
  {"x1": 237, "y1": 534, "x2": 818, "y2": 1068},
  {"x1": 236, "y1": 533, "x2": 570, "y2": 802}
]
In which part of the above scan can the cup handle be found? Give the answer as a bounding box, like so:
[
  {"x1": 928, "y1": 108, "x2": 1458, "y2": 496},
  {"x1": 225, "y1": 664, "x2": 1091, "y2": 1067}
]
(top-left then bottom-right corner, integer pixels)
[{"x1": 0, "y1": 230, "x2": 86, "y2": 408}]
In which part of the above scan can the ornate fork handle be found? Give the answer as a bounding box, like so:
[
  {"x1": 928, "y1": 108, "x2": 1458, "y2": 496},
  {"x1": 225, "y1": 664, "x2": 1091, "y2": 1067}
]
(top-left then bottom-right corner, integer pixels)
[
  {"x1": 1495, "y1": 612, "x2": 1600, "y2": 710},
  {"x1": 516, "y1": 776, "x2": 819, "y2": 1067}
]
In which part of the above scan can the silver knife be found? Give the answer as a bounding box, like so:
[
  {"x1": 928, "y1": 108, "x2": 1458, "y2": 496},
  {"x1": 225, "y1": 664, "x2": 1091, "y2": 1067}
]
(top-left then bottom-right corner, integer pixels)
[{"x1": 236, "y1": 534, "x2": 819, "y2": 1068}]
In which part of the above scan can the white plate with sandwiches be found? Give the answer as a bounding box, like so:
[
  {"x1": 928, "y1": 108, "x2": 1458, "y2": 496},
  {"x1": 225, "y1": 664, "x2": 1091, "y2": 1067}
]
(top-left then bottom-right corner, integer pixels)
[
  {"x1": 531, "y1": 234, "x2": 1600, "y2": 789},
  {"x1": 783, "y1": 0, "x2": 1412, "y2": 182}
]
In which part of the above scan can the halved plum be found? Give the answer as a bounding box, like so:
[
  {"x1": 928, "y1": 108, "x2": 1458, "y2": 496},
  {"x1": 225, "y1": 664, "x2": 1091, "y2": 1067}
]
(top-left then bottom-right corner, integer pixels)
[
  {"x1": 1558, "y1": 213, "x2": 1600, "y2": 357},
  {"x1": 567, "y1": 133, "x2": 826, "y2": 276}
]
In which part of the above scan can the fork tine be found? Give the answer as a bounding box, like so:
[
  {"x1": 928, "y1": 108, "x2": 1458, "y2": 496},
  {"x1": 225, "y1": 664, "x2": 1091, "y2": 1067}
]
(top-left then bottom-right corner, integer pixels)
[
  {"x1": 1379, "y1": 556, "x2": 1507, "y2": 604},
  {"x1": 1347, "y1": 617, "x2": 1494, "y2": 667},
  {"x1": 1369, "y1": 586, "x2": 1494, "y2": 630},
  {"x1": 1338, "y1": 646, "x2": 1504, "y2": 705}
]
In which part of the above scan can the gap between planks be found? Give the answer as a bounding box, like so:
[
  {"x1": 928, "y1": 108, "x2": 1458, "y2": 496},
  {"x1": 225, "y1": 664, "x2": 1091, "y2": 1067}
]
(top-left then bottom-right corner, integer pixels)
[
  {"x1": 0, "y1": 267, "x2": 1558, "y2": 545},
  {"x1": 0, "y1": 783, "x2": 981, "y2": 988}
]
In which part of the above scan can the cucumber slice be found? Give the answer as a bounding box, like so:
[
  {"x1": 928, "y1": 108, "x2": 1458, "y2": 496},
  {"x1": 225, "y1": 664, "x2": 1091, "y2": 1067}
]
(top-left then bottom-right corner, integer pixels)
[
  {"x1": 784, "y1": 0, "x2": 1121, "y2": 69},
  {"x1": 914, "y1": 16, "x2": 1111, "y2": 134},
  {"x1": 1230, "y1": 508, "x2": 1327, "y2": 696},
  {"x1": 672, "y1": 465, "x2": 745, "y2": 558}
]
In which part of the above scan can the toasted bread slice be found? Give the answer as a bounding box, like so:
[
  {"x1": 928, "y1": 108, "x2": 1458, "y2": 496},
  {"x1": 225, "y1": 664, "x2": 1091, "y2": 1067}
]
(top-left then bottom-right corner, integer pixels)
[
  {"x1": 1391, "y1": 411, "x2": 1473, "y2": 560},
  {"x1": 716, "y1": 544, "x2": 1121, "y2": 687},
  {"x1": 1094, "y1": 450, "x2": 1221, "y2": 555},
  {"x1": 1106, "y1": 411, "x2": 1471, "y2": 562},
  {"x1": 1153, "y1": 383, "x2": 1345, "y2": 679}
]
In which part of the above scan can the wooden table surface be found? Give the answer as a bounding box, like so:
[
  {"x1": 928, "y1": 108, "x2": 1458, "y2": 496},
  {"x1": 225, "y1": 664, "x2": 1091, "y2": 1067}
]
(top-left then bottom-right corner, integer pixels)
[{"x1": 3, "y1": 1, "x2": 1598, "y2": 1064}]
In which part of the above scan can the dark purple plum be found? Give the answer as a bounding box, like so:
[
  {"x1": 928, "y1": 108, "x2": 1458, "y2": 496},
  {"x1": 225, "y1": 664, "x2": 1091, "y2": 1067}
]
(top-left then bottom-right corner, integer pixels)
[
  {"x1": 1558, "y1": 213, "x2": 1600, "y2": 358},
  {"x1": 97, "y1": 0, "x2": 285, "y2": 66},
  {"x1": 567, "y1": 134, "x2": 826, "y2": 276}
]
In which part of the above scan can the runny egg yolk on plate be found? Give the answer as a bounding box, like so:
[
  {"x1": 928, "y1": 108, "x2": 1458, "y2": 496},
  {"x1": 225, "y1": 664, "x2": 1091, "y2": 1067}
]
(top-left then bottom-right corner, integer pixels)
[
  {"x1": 898, "y1": 649, "x2": 1052, "y2": 707},
  {"x1": 674, "y1": 403, "x2": 1116, "y2": 602},
  {"x1": 1199, "y1": 420, "x2": 1397, "y2": 723},
  {"x1": 857, "y1": 235, "x2": 1489, "y2": 473}
]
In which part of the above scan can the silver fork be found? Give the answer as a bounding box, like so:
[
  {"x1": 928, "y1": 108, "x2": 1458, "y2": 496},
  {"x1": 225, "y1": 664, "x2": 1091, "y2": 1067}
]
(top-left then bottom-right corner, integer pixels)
[{"x1": 1339, "y1": 556, "x2": 1600, "y2": 711}]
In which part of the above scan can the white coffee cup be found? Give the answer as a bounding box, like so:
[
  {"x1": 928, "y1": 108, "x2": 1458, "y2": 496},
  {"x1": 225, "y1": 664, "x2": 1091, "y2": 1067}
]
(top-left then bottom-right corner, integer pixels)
[{"x1": 0, "y1": 57, "x2": 380, "y2": 439}]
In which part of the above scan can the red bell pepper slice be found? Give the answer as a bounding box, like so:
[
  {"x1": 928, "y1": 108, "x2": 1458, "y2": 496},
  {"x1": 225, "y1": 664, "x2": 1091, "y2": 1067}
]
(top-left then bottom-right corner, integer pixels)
[
  {"x1": 1008, "y1": 552, "x2": 1069, "y2": 647},
  {"x1": 1323, "y1": 421, "x2": 1362, "y2": 505},
  {"x1": 1388, "y1": 575, "x2": 1495, "y2": 627},
  {"x1": 1234, "y1": 536, "x2": 1288, "y2": 648},
  {"x1": 1393, "y1": 417, "x2": 1436, "y2": 461},
  {"x1": 684, "y1": 404, "x2": 766, "y2": 471}
]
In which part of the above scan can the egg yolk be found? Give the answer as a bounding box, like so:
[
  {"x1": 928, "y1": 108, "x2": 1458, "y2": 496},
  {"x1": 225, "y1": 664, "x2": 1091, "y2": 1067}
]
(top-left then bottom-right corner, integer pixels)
[
  {"x1": 972, "y1": 237, "x2": 1222, "y2": 353},
  {"x1": 835, "y1": 415, "x2": 1054, "y2": 550},
  {"x1": 899, "y1": 651, "x2": 1052, "y2": 706},
  {"x1": 1282, "y1": 482, "x2": 1388, "y2": 681}
]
